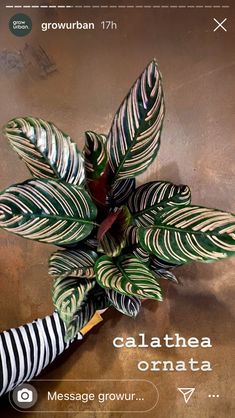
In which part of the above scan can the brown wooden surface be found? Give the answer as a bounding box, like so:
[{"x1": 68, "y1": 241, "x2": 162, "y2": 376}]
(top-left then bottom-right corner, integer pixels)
[{"x1": 0, "y1": 2, "x2": 234, "y2": 417}]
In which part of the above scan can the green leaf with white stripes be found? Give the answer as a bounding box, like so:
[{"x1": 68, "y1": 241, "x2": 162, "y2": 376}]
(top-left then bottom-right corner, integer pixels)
[
  {"x1": 84, "y1": 131, "x2": 107, "y2": 180},
  {"x1": 66, "y1": 285, "x2": 110, "y2": 342},
  {"x1": 151, "y1": 268, "x2": 179, "y2": 284},
  {"x1": 108, "y1": 60, "x2": 165, "y2": 180},
  {"x1": 0, "y1": 178, "x2": 97, "y2": 245},
  {"x1": 108, "y1": 178, "x2": 136, "y2": 208},
  {"x1": 49, "y1": 248, "x2": 98, "y2": 279},
  {"x1": 125, "y1": 225, "x2": 150, "y2": 262},
  {"x1": 98, "y1": 206, "x2": 132, "y2": 257},
  {"x1": 128, "y1": 181, "x2": 191, "y2": 226},
  {"x1": 52, "y1": 276, "x2": 96, "y2": 326},
  {"x1": 3, "y1": 117, "x2": 85, "y2": 185},
  {"x1": 95, "y1": 255, "x2": 162, "y2": 300},
  {"x1": 138, "y1": 205, "x2": 235, "y2": 264},
  {"x1": 150, "y1": 254, "x2": 178, "y2": 270},
  {"x1": 106, "y1": 289, "x2": 141, "y2": 317}
]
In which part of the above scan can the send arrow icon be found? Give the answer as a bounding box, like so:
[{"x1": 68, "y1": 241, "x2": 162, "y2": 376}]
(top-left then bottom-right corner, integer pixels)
[{"x1": 177, "y1": 388, "x2": 195, "y2": 404}]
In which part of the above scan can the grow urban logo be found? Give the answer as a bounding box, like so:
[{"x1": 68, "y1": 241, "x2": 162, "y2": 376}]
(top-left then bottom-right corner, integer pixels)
[{"x1": 9, "y1": 14, "x2": 32, "y2": 37}]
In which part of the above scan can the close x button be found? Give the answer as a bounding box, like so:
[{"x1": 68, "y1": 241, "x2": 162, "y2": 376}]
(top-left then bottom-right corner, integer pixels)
[{"x1": 213, "y1": 18, "x2": 227, "y2": 32}]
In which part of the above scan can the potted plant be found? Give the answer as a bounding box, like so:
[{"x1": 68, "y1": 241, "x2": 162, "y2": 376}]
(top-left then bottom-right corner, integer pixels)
[{"x1": 0, "y1": 59, "x2": 234, "y2": 356}]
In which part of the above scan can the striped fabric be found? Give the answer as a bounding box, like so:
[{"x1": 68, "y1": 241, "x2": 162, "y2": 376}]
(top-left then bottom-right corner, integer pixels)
[{"x1": 0, "y1": 312, "x2": 83, "y2": 397}]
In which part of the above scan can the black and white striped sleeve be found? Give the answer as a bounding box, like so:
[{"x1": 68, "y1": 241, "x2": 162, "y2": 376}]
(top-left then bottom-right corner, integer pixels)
[{"x1": 0, "y1": 312, "x2": 83, "y2": 397}]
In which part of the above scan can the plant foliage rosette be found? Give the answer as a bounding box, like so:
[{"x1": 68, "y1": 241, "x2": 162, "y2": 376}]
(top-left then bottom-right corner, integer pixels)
[{"x1": 1, "y1": 60, "x2": 235, "y2": 342}]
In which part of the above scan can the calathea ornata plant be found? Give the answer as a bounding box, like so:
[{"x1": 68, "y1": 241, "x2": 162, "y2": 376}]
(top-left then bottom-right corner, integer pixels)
[{"x1": 1, "y1": 60, "x2": 235, "y2": 342}]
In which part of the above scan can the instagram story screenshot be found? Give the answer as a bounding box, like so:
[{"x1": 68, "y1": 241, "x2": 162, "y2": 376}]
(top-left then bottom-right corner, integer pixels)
[{"x1": 0, "y1": 1, "x2": 234, "y2": 417}]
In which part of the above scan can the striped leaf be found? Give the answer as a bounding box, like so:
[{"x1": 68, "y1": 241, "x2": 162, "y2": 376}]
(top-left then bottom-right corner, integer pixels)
[
  {"x1": 106, "y1": 289, "x2": 141, "y2": 317},
  {"x1": 95, "y1": 255, "x2": 162, "y2": 300},
  {"x1": 0, "y1": 178, "x2": 97, "y2": 245},
  {"x1": 98, "y1": 206, "x2": 132, "y2": 257},
  {"x1": 108, "y1": 178, "x2": 136, "y2": 207},
  {"x1": 3, "y1": 117, "x2": 85, "y2": 184},
  {"x1": 98, "y1": 233, "x2": 127, "y2": 257},
  {"x1": 66, "y1": 285, "x2": 110, "y2": 341},
  {"x1": 128, "y1": 181, "x2": 191, "y2": 226},
  {"x1": 150, "y1": 255, "x2": 178, "y2": 270},
  {"x1": 84, "y1": 236, "x2": 99, "y2": 250},
  {"x1": 49, "y1": 248, "x2": 98, "y2": 279},
  {"x1": 52, "y1": 277, "x2": 96, "y2": 326},
  {"x1": 125, "y1": 225, "x2": 150, "y2": 262},
  {"x1": 108, "y1": 60, "x2": 165, "y2": 180},
  {"x1": 138, "y1": 205, "x2": 235, "y2": 264},
  {"x1": 151, "y1": 268, "x2": 179, "y2": 284},
  {"x1": 151, "y1": 255, "x2": 179, "y2": 271},
  {"x1": 131, "y1": 246, "x2": 150, "y2": 263},
  {"x1": 84, "y1": 131, "x2": 107, "y2": 180}
]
